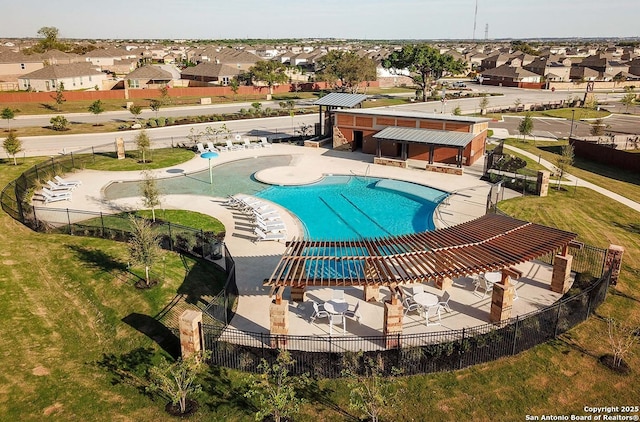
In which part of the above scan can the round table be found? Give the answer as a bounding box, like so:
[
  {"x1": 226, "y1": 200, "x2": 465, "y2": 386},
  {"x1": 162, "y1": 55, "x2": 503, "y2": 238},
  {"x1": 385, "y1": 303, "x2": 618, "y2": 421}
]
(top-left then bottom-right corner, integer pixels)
[
  {"x1": 412, "y1": 292, "x2": 438, "y2": 308},
  {"x1": 324, "y1": 299, "x2": 348, "y2": 314},
  {"x1": 484, "y1": 271, "x2": 502, "y2": 284},
  {"x1": 200, "y1": 151, "x2": 219, "y2": 184}
]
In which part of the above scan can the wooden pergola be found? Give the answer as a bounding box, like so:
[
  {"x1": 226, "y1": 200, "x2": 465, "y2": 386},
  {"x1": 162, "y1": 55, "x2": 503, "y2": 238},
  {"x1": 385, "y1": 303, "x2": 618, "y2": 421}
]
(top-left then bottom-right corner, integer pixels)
[{"x1": 264, "y1": 214, "x2": 578, "y2": 289}]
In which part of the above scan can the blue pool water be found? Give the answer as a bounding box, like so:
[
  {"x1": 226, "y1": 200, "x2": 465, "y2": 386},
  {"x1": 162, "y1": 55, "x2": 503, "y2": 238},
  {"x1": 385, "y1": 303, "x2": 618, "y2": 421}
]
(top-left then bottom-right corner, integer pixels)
[{"x1": 256, "y1": 175, "x2": 447, "y2": 240}]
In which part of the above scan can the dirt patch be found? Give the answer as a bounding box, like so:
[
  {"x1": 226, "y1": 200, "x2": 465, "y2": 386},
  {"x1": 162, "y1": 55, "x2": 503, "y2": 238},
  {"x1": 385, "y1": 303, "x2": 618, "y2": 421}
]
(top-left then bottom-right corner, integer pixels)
[
  {"x1": 32, "y1": 365, "x2": 50, "y2": 376},
  {"x1": 43, "y1": 402, "x2": 63, "y2": 416},
  {"x1": 2, "y1": 260, "x2": 15, "y2": 265}
]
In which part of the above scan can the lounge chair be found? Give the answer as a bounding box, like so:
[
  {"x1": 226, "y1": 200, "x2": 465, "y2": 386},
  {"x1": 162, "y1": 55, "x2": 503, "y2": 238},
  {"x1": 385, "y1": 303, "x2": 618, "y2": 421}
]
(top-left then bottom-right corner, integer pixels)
[
  {"x1": 46, "y1": 180, "x2": 75, "y2": 192},
  {"x1": 225, "y1": 140, "x2": 242, "y2": 151},
  {"x1": 243, "y1": 138, "x2": 261, "y2": 149},
  {"x1": 196, "y1": 142, "x2": 210, "y2": 154},
  {"x1": 259, "y1": 137, "x2": 273, "y2": 148},
  {"x1": 41, "y1": 189, "x2": 72, "y2": 203},
  {"x1": 42, "y1": 187, "x2": 73, "y2": 198},
  {"x1": 206, "y1": 141, "x2": 219, "y2": 152},
  {"x1": 252, "y1": 208, "x2": 280, "y2": 220},
  {"x1": 256, "y1": 219, "x2": 286, "y2": 233},
  {"x1": 254, "y1": 227, "x2": 285, "y2": 242},
  {"x1": 54, "y1": 175, "x2": 81, "y2": 187}
]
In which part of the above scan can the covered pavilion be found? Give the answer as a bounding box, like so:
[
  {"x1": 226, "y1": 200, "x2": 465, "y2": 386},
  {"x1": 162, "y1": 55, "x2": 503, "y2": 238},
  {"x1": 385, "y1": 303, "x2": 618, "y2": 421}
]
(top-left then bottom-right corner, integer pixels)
[{"x1": 313, "y1": 92, "x2": 368, "y2": 136}]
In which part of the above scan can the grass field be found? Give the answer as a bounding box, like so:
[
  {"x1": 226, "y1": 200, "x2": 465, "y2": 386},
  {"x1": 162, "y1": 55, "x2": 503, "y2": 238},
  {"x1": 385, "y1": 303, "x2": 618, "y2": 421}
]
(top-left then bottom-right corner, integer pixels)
[{"x1": 0, "y1": 150, "x2": 638, "y2": 421}]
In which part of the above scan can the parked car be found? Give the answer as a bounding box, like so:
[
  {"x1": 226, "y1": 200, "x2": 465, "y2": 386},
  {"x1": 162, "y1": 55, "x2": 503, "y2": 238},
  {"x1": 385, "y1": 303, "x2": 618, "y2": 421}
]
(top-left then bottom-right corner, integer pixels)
[{"x1": 453, "y1": 81, "x2": 467, "y2": 88}]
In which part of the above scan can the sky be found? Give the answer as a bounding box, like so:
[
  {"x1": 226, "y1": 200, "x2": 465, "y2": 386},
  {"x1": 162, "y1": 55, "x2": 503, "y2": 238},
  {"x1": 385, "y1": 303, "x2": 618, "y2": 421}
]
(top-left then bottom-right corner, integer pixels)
[{"x1": 2, "y1": 0, "x2": 639, "y2": 41}]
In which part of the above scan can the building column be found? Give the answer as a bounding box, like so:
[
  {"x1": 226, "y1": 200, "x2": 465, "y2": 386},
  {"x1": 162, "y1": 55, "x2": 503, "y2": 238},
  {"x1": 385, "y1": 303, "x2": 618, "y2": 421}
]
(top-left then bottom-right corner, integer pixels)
[
  {"x1": 429, "y1": 145, "x2": 435, "y2": 164},
  {"x1": 179, "y1": 310, "x2": 203, "y2": 359},
  {"x1": 383, "y1": 295, "x2": 403, "y2": 349},
  {"x1": 537, "y1": 170, "x2": 550, "y2": 197},
  {"x1": 363, "y1": 284, "x2": 380, "y2": 302},
  {"x1": 551, "y1": 250, "x2": 573, "y2": 294},
  {"x1": 435, "y1": 277, "x2": 452, "y2": 291},
  {"x1": 269, "y1": 297, "x2": 289, "y2": 348},
  {"x1": 604, "y1": 244, "x2": 624, "y2": 286}
]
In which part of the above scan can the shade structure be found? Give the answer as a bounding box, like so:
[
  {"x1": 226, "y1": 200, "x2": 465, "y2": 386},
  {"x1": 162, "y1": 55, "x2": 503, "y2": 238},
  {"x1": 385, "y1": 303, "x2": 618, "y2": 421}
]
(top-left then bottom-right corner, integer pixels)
[
  {"x1": 264, "y1": 214, "x2": 578, "y2": 288},
  {"x1": 200, "y1": 151, "x2": 219, "y2": 184}
]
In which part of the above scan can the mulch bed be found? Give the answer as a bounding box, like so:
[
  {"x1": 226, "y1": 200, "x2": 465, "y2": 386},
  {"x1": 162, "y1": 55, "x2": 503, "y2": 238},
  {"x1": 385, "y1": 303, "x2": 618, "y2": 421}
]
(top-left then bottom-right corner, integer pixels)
[
  {"x1": 165, "y1": 399, "x2": 199, "y2": 418},
  {"x1": 599, "y1": 354, "x2": 631, "y2": 375}
]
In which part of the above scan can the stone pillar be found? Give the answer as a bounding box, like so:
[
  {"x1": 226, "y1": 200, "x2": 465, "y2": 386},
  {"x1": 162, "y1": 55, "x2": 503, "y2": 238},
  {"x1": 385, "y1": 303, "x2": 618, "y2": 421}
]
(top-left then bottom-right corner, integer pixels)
[
  {"x1": 604, "y1": 244, "x2": 624, "y2": 286},
  {"x1": 269, "y1": 298, "x2": 289, "y2": 348},
  {"x1": 290, "y1": 285, "x2": 306, "y2": 302},
  {"x1": 435, "y1": 277, "x2": 452, "y2": 291},
  {"x1": 551, "y1": 254, "x2": 573, "y2": 294},
  {"x1": 489, "y1": 282, "x2": 514, "y2": 324},
  {"x1": 179, "y1": 310, "x2": 202, "y2": 359},
  {"x1": 537, "y1": 170, "x2": 550, "y2": 197},
  {"x1": 383, "y1": 296, "x2": 403, "y2": 349},
  {"x1": 363, "y1": 284, "x2": 380, "y2": 302}
]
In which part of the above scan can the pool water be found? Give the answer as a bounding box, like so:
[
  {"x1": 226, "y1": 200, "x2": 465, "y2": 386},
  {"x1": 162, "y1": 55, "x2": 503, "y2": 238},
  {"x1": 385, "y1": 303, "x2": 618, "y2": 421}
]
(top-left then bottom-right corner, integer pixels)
[
  {"x1": 257, "y1": 175, "x2": 447, "y2": 240},
  {"x1": 103, "y1": 156, "x2": 448, "y2": 241}
]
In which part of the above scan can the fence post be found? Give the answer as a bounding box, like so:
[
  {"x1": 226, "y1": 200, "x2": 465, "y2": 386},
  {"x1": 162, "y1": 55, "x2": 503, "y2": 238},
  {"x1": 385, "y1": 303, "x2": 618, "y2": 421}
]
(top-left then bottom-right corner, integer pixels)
[
  {"x1": 553, "y1": 303, "x2": 562, "y2": 337},
  {"x1": 67, "y1": 208, "x2": 72, "y2": 235},
  {"x1": 100, "y1": 211, "x2": 105, "y2": 236},
  {"x1": 260, "y1": 332, "x2": 265, "y2": 359},
  {"x1": 70, "y1": 152, "x2": 75, "y2": 169},
  {"x1": 512, "y1": 317, "x2": 519, "y2": 356}
]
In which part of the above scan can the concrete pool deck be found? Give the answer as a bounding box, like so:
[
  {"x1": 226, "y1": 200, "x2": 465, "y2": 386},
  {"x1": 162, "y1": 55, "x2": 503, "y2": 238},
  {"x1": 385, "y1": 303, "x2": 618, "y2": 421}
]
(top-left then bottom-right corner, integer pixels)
[{"x1": 36, "y1": 143, "x2": 554, "y2": 339}]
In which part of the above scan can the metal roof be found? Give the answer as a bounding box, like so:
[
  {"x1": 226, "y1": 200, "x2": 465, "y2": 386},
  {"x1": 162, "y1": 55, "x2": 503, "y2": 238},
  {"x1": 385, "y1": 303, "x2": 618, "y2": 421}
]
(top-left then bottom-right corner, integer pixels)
[
  {"x1": 336, "y1": 107, "x2": 491, "y2": 124},
  {"x1": 373, "y1": 126, "x2": 475, "y2": 148},
  {"x1": 313, "y1": 92, "x2": 368, "y2": 108},
  {"x1": 264, "y1": 214, "x2": 577, "y2": 287}
]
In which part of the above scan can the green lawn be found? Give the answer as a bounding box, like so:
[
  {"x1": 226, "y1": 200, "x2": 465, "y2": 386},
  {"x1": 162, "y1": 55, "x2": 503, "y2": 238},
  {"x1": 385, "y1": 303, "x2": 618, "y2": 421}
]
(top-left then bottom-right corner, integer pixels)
[
  {"x1": 80, "y1": 147, "x2": 196, "y2": 171},
  {"x1": 482, "y1": 107, "x2": 611, "y2": 121},
  {"x1": 1, "y1": 152, "x2": 638, "y2": 421}
]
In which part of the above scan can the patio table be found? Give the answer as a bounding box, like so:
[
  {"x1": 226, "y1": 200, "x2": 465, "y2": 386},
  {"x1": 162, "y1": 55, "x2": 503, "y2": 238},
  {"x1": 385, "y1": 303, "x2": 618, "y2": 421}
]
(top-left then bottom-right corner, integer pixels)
[
  {"x1": 412, "y1": 292, "x2": 441, "y2": 326},
  {"x1": 324, "y1": 299, "x2": 348, "y2": 314}
]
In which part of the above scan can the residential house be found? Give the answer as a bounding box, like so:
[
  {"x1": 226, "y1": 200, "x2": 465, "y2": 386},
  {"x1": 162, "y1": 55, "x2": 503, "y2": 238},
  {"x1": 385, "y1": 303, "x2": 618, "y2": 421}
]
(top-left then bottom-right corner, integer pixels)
[
  {"x1": 18, "y1": 62, "x2": 107, "y2": 91},
  {"x1": 480, "y1": 64, "x2": 542, "y2": 87},
  {"x1": 180, "y1": 62, "x2": 242, "y2": 86},
  {"x1": 0, "y1": 51, "x2": 44, "y2": 89},
  {"x1": 125, "y1": 65, "x2": 173, "y2": 89},
  {"x1": 41, "y1": 49, "x2": 78, "y2": 65},
  {"x1": 524, "y1": 56, "x2": 572, "y2": 82}
]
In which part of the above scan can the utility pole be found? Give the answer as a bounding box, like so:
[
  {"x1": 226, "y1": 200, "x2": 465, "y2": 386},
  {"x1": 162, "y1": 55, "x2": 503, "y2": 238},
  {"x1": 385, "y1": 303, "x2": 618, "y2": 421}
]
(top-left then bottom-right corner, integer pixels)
[{"x1": 569, "y1": 109, "x2": 575, "y2": 140}]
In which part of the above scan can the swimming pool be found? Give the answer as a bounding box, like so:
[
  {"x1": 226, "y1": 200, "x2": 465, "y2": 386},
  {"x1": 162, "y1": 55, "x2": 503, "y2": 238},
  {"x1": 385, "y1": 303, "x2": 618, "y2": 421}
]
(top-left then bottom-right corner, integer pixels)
[
  {"x1": 103, "y1": 156, "x2": 448, "y2": 240},
  {"x1": 257, "y1": 176, "x2": 447, "y2": 240}
]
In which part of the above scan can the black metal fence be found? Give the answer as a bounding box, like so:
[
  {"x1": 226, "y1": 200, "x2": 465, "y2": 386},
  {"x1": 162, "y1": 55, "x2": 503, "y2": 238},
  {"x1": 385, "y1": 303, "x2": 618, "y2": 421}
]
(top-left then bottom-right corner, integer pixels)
[{"x1": 202, "y1": 270, "x2": 610, "y2": 378}]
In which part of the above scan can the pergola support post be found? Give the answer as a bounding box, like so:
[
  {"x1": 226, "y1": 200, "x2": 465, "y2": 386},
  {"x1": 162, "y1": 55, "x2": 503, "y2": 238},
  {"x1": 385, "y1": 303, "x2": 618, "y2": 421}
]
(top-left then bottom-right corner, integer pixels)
[
  {"x1": 604, "y1": 244, "x2": 624, "y2": 286},
  {"x1": 179, "y1": 310, "x2": 203, "y2": 359},
  {"x1": 490, "y1": 281, "x2": 515, "y2": 324},
  {"x1": 383, "y1": 295, "x2": 403, "y2": 349},
  {"x1": 435, "y1": 277, "x2": 453, "y2": 291},
  {"x1": 551, "y1": 253, "x2": 573, "y2": 294},
  {"x1": 269, "y1": 297, "x2": 289, "y2": 348},
  {"x1": 290, "y1": 285, "x2": 306, "y2": 302},
  {"x1": 363, "y1": 284, "x2": 380, "y2": 302}
]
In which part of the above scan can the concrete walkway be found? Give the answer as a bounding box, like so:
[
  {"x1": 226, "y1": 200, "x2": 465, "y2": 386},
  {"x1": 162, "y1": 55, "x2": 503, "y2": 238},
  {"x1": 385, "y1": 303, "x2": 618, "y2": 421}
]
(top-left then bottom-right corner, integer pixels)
[{"x1": 490, "y1": 128, "x2": 640, "y2": 213}]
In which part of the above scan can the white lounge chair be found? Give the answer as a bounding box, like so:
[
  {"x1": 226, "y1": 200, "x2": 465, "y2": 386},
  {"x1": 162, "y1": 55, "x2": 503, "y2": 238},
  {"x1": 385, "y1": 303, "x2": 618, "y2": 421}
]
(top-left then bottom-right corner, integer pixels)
[
  {"x1": 42, "y1": 187, "x2": 73, "y2": 198},
  {"x1": 206, "y1": 141, "x2": 219, "y2": 152},
  {"x1": 225, "y1": 140, "x2": 242, "y2": 151},
  {"x1": 54, "y1": 175, "x2": 81, "y2": 187},
  {"x1": 243, "y1": 138, "x2": 261, "y2": 149},
  {"x1": 196, "y1": 142, "x2": 210, "y2": 154},
  {"x1": 256, "y1": 219, "x2": 286, "y2": 233},
  {"x1": 41, "y1": 189, "x2": 72, "y2": 203},
  {"x1": 46, "y1": 180, "x2": 75, "y2": 192},
  {"x1": 259, "y1": 137, "x2": 273, "y2": 148},
  {"x1": 254, "y1": 227, "x2": 285, "y2": 242}
]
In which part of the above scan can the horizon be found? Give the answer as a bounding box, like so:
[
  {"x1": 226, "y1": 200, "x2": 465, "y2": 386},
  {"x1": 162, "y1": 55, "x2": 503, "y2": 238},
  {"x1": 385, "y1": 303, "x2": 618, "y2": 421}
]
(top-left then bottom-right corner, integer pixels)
[{"x1": 1, "y1": 0, "x2": 639, "y2": 40}]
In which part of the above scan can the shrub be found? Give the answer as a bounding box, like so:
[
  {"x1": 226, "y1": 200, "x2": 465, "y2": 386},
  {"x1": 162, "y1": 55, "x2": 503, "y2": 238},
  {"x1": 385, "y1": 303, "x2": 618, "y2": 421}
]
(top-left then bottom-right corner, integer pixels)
[
  {"x1": 147, "y1": 119, "x2": 158, "y2": 128},
  {"x1": 167, "y1": 117, "x2": 175, "y2": 125},
  {"x1": 157, "y1": 117, "x2": 166, "y2": 127}
]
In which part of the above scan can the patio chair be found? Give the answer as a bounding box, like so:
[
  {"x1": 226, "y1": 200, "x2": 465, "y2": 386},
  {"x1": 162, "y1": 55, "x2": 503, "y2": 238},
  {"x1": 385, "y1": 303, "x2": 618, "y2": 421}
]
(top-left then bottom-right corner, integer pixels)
[
  {"x1": 510, "y1": 277, "x2": 520, "y2": 301},
  {"x1": 46, "y1": 180, "x2": 75, "y2": 192},
  {"x1": 403, "y1": 296, "x2": 421, "y2": 316},
  {"x1": 344, "y1": 302, "x2": 362, "y2": 324},
  {"x1": 259, "y1": 137, "x2": 273, "y2": 148},
  {"x1": 473, "y1": 274, "x2": 493, "y2": 298},
  {"x1": 310, "y1": 300, "x2": 329, "y2": 323},
  {"x1": 437, "y1": 291, "x2": 452, "y2": 313},
  {"x1": 54, "y1": 175, "x2": 82, "y2": 187},
  {"x1": 332, "y1": 289, "x2": 345, "y2": 301},
  {"x1": 329, "y1": 313, "x2": 346, "y2": 335},
  {"x1": 254, "y1": 227, "x2": 285, "y2": 242},
  {"x1": 412, "y1": 284, "x2": 424, "y2": 295},
  {"x1": 425, "y1": 304, "x2": 442, "y2": 326}
]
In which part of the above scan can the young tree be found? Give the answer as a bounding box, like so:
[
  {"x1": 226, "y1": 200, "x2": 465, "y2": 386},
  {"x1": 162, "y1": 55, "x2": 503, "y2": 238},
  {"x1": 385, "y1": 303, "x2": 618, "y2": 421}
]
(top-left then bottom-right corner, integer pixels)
[
  {"x1": 554, "y1": 143, "x2": 574, "y2": 189},
  {"x1": 229, "y1": 78, "x2": 240, "y2": 100},
  {"x1": 88, "y1": 99, "x2": 104, "y2": 125},
  {"x1": 249, "y1": 60, "x2": 289, "y2": 97},
  {"x1": 244, "y1": 350, "x2": 309, "y2": 422},
  {"x1": 383, "y1": 44, "x2": 465, "y2": 102},
  {"x1": 605, "y1": 316, "x2": 638, "y2": 369},
  {"x1": 590, "y1": 118, "x2": 606, "y2": 136},
  {"x1": 140, "y1": 171, "x2": 161, "y2": 222},
  {"x1": 129, "y1": 104, "x2": 143, "y2": 122},
  {"x1": 149, "y1": 99, "x2": 162, "y2": 118},
  {"x1": 316, "y1": 50, "x2": 377, "y2": 93},
  {"x1": 518, "y1": 113, "x2": 534, "y2": 141},
  {"x1": 3, "y1": 130, "x2": 23, "y2": 165},
  {"x1": 453, "y1": 106, "x2": 462, "y2": 116},
  {"x1": 1, "y1": 107, "x2": 15, "y2": 129},
  {"x1": 52, "y1": 82, "x2": 66, "y2": 110},
  {"x1": 342, "y1": 353, "x2": 403, "y2": 422},
  {"x1": 479, "y1": 95, "x2": 490, "y2": 114},
  {"x1": 135, "y1": 129, "x2": 151, "y2": 163},
  {"x1": 158, "y1": 85, "x2": 170, "y2": 105},
  {"x1": 127, "y1": 214, "x2": 161, "y2": 287},
  {"x1": 147, "y1": 351, "x2": 210, "y2": 416},
  {"x1": 620, "y1": 92, "x2": 636, "y2": 113},
  {"x1": 49, "y1": 115, "x2": 68, "y2": 131}
]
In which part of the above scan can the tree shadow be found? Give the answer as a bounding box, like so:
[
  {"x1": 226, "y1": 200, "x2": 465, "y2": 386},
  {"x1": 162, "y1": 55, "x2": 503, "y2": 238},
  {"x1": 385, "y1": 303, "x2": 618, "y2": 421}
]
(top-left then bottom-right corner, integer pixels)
[
  {"x1": 66, "y1": 244, "x2": 128, "y2": 274},
  {"x1": 298, "y1": 379, "x2": 359, "y2": 421},
  {"x1": 200, "y1": 366, "x2": 257, "y2": 417},
  {"x1": 176, "y1": 255, "x2": 226, "y2": 307},
  {"x1": 122, "y1": 313, "x2": 180, "y2": 359},
  {"x1": 96, "y1": 346, "x2": 155, "y2": 395}
]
